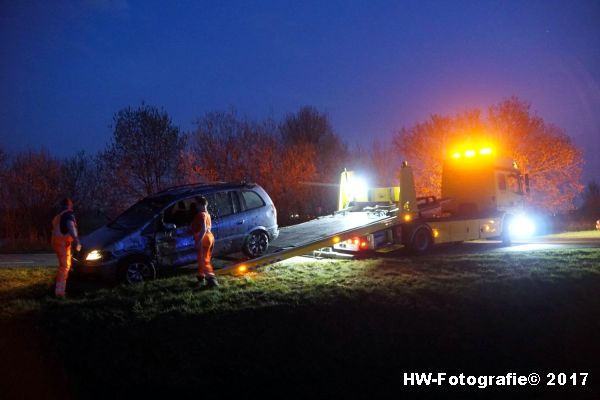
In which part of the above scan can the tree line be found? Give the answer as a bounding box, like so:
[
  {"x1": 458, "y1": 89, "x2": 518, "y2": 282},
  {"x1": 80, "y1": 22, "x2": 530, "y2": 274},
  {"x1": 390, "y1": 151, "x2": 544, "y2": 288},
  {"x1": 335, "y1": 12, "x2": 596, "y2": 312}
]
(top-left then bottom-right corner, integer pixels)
[{"x1": 0, "y1": 98, "x2": 596, "y2": 250}]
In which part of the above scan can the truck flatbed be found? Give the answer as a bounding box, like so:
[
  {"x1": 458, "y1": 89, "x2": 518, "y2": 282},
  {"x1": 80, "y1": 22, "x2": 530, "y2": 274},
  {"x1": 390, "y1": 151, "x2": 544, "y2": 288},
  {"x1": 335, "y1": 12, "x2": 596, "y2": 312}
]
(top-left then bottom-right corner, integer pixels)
[
  {"x1": 269, "y1": 212, "x2": 390, "y2": 251},
  {"x1": 218, "y1": 211, "x2": 399, "y2": 274}
]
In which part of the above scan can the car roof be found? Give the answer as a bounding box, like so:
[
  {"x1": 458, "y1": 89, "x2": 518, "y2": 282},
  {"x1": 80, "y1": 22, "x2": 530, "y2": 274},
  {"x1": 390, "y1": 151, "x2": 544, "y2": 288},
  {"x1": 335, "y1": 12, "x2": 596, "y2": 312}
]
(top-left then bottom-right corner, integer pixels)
[{"x1": 149, "y1": 182, "x2": 261, "y2": 203}]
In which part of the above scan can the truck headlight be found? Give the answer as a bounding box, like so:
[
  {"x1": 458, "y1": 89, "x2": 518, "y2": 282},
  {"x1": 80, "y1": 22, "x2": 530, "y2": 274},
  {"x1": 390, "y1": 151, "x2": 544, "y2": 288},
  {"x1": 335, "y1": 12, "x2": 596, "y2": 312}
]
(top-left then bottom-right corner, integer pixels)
[
  {"x1": 508, "y1": 215, "x2": 535, "y2": 237},
  {"x1": 85, "y1": 250, "x2": 103, "y2": 261}
]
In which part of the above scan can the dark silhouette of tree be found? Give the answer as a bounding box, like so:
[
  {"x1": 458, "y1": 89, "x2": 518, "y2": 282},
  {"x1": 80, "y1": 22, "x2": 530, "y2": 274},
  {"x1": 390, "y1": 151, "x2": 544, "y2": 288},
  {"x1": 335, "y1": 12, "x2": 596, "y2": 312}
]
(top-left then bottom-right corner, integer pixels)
[
  {"x1": 185, "y1": 109, "x2": 321, "y2": 224},
  {"x1": 0, "y1": 146, "x2": 9, "y2": 243},
  {"x1": 184, "y1": 110, "x2": 279, "y2": 183},
  {"x1": 393, "y1": 115, "x2": 452, "y2": 197},
  {"x1": 0, "y1": 146, "x2": 6, "y2": 170},
  {"x1": 488, "y1": 98, "x2": 583, "y2": 211},
  {"x1": 100, "y1": 103, "x2": 185, "y2": 202},
  {"x1": 580, "y1": 181, "x2": 600, "y2": 223},
  {"x1": 350, "y1": 139, "x2": 401, "y2": 188},
  {"x1": 280, "y1": 106, "x2": 348, "y2": 183},
  {"x1": 279, "y1": 106, "x2": 348, "y2": 216},
  {"x1": 59, "y1": 151, "x2": 96, "y2": 208},
  {"x1": 394, "y1": 97, "x2": 583, "y2": 211},
  {"x1": 0, "y1": 149, "x2": 62, "y2": 248}
]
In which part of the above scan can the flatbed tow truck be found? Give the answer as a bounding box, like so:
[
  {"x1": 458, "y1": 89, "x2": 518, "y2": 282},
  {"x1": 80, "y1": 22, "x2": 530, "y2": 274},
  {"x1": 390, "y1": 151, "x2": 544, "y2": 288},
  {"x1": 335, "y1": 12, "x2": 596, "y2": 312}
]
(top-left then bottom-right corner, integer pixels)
[{"x1": 219, "y1": 146, "x2": 533, "y2": 275}]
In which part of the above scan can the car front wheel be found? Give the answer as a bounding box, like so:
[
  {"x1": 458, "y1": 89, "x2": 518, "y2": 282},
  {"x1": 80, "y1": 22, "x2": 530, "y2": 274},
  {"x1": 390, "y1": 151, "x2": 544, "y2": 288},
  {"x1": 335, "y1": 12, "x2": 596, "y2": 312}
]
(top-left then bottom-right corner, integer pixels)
[
  {"x1": 243, "y1": 231, "x2": 269, "y2": 258},
  {"x1": 119, "y1": 260, "x2": 156, "y2": 284}
]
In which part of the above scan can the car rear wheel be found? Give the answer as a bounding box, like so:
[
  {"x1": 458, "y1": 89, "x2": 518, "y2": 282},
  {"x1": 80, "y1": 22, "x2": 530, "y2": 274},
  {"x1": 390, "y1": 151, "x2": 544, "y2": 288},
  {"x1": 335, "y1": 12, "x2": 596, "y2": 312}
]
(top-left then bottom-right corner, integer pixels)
[
  {"x1": 243, "y1": 231, "x2": 269, "y2": 258},
  {"x1": 118, "y1": 260, "x2": 156, "y2": 284}
]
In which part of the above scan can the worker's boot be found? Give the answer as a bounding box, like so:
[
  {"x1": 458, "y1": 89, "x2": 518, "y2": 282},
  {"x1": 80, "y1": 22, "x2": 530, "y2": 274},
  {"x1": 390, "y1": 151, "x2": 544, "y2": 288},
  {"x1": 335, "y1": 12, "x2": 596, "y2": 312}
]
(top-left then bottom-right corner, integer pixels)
[
  {"x1": 195, "y1": 276, "x2": 206, "y2": 289},
  {"x1": 206, "y1": 276, "x2": 219, "y2": 289}
]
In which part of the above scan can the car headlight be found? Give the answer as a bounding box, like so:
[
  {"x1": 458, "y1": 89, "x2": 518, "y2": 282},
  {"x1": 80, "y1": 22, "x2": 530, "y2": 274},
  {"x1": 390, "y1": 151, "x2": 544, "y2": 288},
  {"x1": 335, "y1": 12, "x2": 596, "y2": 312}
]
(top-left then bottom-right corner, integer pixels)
[
  {"x1": 85, "y1": 250, "x2": 103, "y2": 261},
  {"x1": 508, "y1": 215, "x2": 535, "y2": 237}
]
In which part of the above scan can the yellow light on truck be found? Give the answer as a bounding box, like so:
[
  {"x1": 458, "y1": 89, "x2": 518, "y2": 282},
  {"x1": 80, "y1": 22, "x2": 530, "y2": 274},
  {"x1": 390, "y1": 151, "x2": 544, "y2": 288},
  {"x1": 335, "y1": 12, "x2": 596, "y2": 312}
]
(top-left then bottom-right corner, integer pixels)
[
  {"x1": 464, "y1": 150, "x2": 476, "y2": 157},
  {"x1": 479, "y1": 148, "x2": 492, "y2": 155},
  {"x1": 238, "y1": 265, "x2": 248, "y2": 273},
  {"x1": 403, "y1": 214, "x2": 412, "y2": 222},
  {"x1": 333, "y1": 236, "x2": 340, "y2": 244},
  {"x1": 432, "y1": 228, "x2": 439, "y2": 238},
  {"x1": 452, "y1": 152, "x2": 461, "y2": 159}
]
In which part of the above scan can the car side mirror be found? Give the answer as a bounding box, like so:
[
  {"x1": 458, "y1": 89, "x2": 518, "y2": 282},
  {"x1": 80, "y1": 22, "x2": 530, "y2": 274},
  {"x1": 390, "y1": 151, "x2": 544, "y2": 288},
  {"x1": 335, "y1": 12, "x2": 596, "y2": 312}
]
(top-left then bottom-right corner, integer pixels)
[{"x1": 162, "y1": 223, "x2": 177, "y2": 231}]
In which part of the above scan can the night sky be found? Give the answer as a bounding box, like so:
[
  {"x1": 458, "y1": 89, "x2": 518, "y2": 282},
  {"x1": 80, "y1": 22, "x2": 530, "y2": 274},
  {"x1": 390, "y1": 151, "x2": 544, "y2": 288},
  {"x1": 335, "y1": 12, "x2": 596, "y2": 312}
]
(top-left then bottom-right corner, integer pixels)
[{"x1": 2, "y1": 0, "x2": 599, "y2": 184}]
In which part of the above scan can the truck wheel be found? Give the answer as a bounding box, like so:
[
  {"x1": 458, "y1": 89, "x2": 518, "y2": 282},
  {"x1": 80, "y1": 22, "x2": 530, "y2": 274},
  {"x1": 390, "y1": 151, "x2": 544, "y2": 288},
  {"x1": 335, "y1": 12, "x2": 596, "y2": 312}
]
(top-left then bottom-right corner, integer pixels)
[
  {"x1": 501, "y1": 231, "x2": 512, "y2": 246},
  {"x1": 243, "y1": 231, "x2": 269, "y2": 258},
  {"x1": 409, "y1": 228, "x2": 432, "y2": 255},
  {"x1": 501, "y1": 215, "x2": 513, "y2": 246},
  {"x1": 118, "y1": 259, "x2": 156, "y2": 284}
]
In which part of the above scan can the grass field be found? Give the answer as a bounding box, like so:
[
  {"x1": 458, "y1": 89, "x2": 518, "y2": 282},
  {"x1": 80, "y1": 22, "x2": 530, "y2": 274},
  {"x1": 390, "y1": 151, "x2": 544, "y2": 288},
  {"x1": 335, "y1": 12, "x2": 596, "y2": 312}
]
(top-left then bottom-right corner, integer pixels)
[
  {"x1": 543, "y1": 230, "x2": 600, "y2": 239},
  {"x1": 1, "y1": 247, "x2": 599, "y2": 398}
]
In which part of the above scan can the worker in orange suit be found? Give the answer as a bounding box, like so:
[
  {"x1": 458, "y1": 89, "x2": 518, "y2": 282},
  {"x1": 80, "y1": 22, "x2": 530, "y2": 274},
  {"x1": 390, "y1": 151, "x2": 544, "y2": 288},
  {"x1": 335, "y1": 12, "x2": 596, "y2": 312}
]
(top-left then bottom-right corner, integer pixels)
[
  {"x1": 191, "y1": 196, "x2": 218, "y2": 288},
  {"x1": 51, "y1": 198, "x2": 81, "y2": 298}
]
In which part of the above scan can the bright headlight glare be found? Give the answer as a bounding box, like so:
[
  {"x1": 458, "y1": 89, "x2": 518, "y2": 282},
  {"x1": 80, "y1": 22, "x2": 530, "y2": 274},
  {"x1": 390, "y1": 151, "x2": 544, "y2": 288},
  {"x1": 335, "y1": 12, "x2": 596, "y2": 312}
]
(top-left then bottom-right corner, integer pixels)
[
  {"x1": 509, "y1": 216, "x2": 535, "y2": 237},
  {"x1": 349, "y1": 177, "x2": 368, "y2": 201},
  {"x1": 85, "y1": 250, "x2": 103, "y2": 261}
]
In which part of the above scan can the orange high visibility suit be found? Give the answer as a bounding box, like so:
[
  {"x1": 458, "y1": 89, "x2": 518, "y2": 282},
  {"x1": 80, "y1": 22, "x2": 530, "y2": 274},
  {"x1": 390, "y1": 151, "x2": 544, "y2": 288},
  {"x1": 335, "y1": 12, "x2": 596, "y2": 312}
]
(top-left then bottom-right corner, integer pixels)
[
  {"x1": 51, "y1": 209, "x2": 78, "y2": 297},
  {"x1": 192, "y1": 210, "x2": 214, "y2": 279}
]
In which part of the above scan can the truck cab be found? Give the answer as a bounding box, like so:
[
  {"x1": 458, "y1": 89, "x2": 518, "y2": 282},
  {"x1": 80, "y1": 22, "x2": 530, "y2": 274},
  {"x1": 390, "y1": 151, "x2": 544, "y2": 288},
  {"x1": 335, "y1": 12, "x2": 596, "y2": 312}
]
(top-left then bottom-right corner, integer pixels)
[{"x1": 441, "y1": 149, "x2": 529, "y2": 218}]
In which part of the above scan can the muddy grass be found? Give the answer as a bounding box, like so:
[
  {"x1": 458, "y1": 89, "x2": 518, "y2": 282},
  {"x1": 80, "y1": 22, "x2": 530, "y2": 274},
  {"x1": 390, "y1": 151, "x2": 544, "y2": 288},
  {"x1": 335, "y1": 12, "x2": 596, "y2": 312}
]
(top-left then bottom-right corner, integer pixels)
[{"x1": 1, "y1": 247, "x2": 599, "y2": 398}]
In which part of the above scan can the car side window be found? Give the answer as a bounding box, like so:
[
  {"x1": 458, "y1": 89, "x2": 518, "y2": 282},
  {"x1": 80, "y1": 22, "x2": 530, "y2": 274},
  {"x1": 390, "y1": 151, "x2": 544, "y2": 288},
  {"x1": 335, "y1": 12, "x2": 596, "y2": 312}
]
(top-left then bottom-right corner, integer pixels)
[
  {"x1": 163, "y1": 198, "x2": 197, "y2": 227},
  {"x1": 203, "y1": 193, "x2": 217, "y2": 218},
  {"x1": 231, "y1": 191, "x2": 241, "y2": 213},
  {"x1": 241, "y1": 190, "x2": 265, "y2": 210},
  {"x1": 210, "y1": 191, "x2": 234, "y2": 217}
]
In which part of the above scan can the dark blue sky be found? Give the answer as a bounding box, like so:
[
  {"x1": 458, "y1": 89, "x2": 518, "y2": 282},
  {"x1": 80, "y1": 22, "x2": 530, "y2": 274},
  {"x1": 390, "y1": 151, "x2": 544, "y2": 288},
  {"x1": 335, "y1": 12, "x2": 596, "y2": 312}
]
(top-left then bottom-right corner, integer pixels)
[{"x1": 1, "y1": 0, "x2": 599, "y2": 184}]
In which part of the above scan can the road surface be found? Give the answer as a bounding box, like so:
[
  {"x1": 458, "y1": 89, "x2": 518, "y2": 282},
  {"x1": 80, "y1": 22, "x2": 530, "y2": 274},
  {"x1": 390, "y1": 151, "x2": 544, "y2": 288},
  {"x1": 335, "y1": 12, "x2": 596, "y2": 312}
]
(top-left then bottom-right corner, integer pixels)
[{"x1": 1, "y1": 235, "x2": 599, "y2": 268}]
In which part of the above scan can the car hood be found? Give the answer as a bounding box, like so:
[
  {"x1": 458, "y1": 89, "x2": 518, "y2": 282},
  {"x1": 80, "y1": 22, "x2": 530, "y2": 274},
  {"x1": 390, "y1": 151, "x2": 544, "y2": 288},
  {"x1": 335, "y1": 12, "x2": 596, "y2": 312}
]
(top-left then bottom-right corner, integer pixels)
[{"x1": 81, "y1": 225, "x2": 128, "y2": 250}]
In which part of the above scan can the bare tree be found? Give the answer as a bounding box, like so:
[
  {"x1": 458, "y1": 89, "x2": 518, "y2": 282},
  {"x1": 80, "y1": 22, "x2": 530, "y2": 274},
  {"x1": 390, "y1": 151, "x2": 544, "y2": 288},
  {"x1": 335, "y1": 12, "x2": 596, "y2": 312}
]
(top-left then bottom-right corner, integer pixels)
[
  {"x1": 280, "y1": 106, "x2": 348, "y2": 215},
  {"x1": 488, "y1": 98, "x2": 583, "y2": 211},
  {"x1": 59, "y1": 151, "x2": 97, "y2": 207},
  {"x1": 100, "y1": 103, "x2": 185, "y2": 201},
  {"x1": 1, "y1": 149, "x2": 62, "y2": 247},
  {"x1": 394, "y1": 97, "x2": 584, "y2": 211},
  {"x1": 393, "y1": 114, "x2": 454, "y2": 197},
  {"x1": 280, "y1": 106, "x2": 348, "y2": 183},
  {"x1": 185, "y1": 109, "x2": 322, "y2": 224},
  {"x1": 0, "y1": 146, "x2": 9, "y2": 244},
  {"x1": 185, "y1": 110, "x2": 279, "y2": 183},
  {"x1": 351, "y1": 138, "x2": 404, "y2": 187},
  {"x1": 580, "y1": 181, "x2": 600, "y2": 224}
]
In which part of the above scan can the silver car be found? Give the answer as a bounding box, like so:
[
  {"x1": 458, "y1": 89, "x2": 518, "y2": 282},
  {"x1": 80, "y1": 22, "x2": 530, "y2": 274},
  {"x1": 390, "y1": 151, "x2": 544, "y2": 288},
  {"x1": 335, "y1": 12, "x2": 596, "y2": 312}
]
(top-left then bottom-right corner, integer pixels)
[{"x1": 72, "y1": 183, "x2": 279, "y2": 283}]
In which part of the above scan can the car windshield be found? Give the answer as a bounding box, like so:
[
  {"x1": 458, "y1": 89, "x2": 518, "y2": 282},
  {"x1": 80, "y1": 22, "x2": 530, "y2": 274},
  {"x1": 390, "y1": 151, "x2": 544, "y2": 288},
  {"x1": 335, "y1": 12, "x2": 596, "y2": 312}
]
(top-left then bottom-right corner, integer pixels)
[{"x1": 108, "y1": 197, "x2": 168, "y2": 231}]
